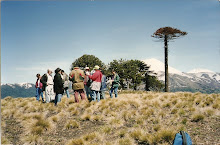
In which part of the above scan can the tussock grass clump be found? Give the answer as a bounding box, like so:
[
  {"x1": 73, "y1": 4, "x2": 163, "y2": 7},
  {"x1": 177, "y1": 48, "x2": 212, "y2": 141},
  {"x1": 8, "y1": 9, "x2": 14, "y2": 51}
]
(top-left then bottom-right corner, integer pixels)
[
  {"x1": 178, "y1": 109, "x2": 186, "y2": 116},
  {"x1": 181, "y1": 118, "x2": 188, "y2": 125},
  {"x1": 118, "y1": 137, "x2": 133, "y2": 145},
  {"x1": 102, "y1": 126, "x2": 112, "y2": 134},
  {"x1": 91, "y1": 115, "x2": 103, "y2": 121},
  {"x1": 18, "y1": 101, "x2": 29, "y2": 107},
  {"x1": 212, "y1": 103, "x2": 219, "y2": 109},
  {"x1": 129, "y1": 129, "x2": 143, "y2": 140},
  {"x1": 1, "y1": 136, "x2": 11, "y2": 144},
  {"x1": 31, "y1": 117, "x2": 51, "y2": 135},
  {"x1": 109, "y1": 118, "x2": 123, "y2": 126},
  {"x1": 31, "y1": 126, "x2": 44, "y2": 135},
  {"x1": 191, "y1": 114, "x2": 204, "y2": 122},
  {"x1": 136, "y1": 116, "x2": 145, "y2": 125},
  {"x1": 65, "y1": 120, "x2": 80, "y2": 129},
  {"x1": 118, "y1": 129, "x2": 127, "y2": 138},
  {"x1": 205, "y1": 109, "x2": 214, "y2": 117},
  {"x1": 66, "y1": 138, "x2": 84, "y2": 145},
  {"x1": 81, "y1": 113, "x2": 91, "y2": 121},
  {"x1": 83, "y1": 132, "x2": 97, "y2": 142},
  {"x1": 172, "y1": 99, "x2": 178, "y2": 105},
  {"x1": 51, "y1": 115, "x2": 58, "y2": 122},
  {"x1": 153, "y1": 125, "x2": 161, "y2": 132},
  {"x1": 149, "y1": 129, "x2": 175, "y2": 144},
  {"x1": 203, "y1": 97, "x2": 214, "y2": 106},
  {"x1": 22, "y1": 134, "x2": 40, "y2": 144},
  {"x1": 171, "y1": 109, "x2": 178, "y2": 114},
  {"x1": 4, "y1": 96, "x2": 13, "y2": 101},
  {"x1": 127, "y1": 100, "x2": 140, "y2": 108}
]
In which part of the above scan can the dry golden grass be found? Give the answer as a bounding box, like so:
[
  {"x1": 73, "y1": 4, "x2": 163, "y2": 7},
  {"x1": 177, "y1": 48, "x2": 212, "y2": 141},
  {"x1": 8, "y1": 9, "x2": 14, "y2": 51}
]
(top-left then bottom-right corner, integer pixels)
[{"x1": 1, "y1": 92, "x2": 220, "y2": 145}]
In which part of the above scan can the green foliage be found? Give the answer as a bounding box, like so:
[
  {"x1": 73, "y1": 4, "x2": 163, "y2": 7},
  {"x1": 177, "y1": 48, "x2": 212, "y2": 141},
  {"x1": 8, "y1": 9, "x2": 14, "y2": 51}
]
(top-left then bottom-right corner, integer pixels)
[
  {"x1": 144, "y1": 75, "x2": 164, "y2": 91},
  {"x1": 70, "y1": 55, "x2": 164, "y2": 91},
  {"x1": 107, "y1": 59, "x2": 162, "y2": 90},
  {"x1": 71, "y1": 54, "x2": 105, "y2": 70}
]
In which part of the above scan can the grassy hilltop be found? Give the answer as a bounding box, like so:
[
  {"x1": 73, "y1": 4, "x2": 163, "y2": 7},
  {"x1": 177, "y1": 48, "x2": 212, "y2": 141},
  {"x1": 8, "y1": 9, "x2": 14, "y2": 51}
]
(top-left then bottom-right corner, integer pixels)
[{"x1": 1, "y1": 91, "x2": 220, "y2": 145}]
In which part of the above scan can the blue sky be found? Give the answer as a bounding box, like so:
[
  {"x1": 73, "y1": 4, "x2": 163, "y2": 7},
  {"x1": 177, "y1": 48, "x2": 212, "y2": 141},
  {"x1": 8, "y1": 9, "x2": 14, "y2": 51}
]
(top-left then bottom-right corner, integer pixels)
[{"x1": 1, "y1": 0, "x2": 220, "y2": 84}]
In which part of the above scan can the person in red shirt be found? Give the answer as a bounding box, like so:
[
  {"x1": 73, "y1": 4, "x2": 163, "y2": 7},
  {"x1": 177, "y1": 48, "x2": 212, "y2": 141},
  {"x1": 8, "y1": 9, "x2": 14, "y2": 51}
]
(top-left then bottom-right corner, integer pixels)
[
  {"x1": 35, "y1": 74, "x2": 44, "y2": 102},
  {"x1": 87, "y1": 65, "x2": 102, "y2": 102}
]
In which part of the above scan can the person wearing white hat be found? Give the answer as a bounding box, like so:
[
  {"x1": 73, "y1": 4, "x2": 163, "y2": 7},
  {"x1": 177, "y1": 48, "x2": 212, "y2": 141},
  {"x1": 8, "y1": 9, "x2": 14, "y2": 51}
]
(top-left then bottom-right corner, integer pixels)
[{"x1": 88, "y1": 65, "x2": 103, "y2": 102}]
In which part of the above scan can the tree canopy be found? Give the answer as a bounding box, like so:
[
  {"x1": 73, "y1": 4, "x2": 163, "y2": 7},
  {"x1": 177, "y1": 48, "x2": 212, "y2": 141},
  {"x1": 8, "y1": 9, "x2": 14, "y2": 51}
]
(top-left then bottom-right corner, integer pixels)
[
  {"x1": 71, "y1": 55, "x2": 164, "y2": 91},
  {"x1": 107, "y1": 59, "x2": 163, "y2": 90},
  {"x1": 71, "y1": 54, "x2": 105, "y2": 70},
  {"x1": 151, "y1": 26, "x2": 187, "y2": 41}
]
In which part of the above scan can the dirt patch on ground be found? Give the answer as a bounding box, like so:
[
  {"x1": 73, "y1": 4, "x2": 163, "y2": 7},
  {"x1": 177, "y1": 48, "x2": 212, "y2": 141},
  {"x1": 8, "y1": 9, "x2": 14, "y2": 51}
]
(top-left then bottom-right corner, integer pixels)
[{"x1": 3, "y1": 118, "x2": 24, "y2": 145}]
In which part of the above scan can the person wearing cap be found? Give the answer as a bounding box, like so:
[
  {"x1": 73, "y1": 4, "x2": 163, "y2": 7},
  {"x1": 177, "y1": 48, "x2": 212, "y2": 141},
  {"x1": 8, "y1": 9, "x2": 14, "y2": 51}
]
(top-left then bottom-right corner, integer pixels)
[
  {"x1": 88, "y1": 65, "x2": 103, "y2": 102},
  {"x1": 61, "y1": 70, "x2": 70, "y2": 98},
  {"x1": 40, "y1": 69, "x2": 55, "y2": 103},
  {"x1": 109, "y1": 69, "x2": 120, "y2": 98},
  {"x1": 54, "y1": 68, "x2": 64, "y2": 106},
  {"x1": 84, "y1": 67, "x2": 92, "y2": 101},
  {"x1": 35, "y1": 74, "x2": 44, "y2": 102},
  {"x1": 69, "y1": 67, "x2": 86, "y2": 103}
]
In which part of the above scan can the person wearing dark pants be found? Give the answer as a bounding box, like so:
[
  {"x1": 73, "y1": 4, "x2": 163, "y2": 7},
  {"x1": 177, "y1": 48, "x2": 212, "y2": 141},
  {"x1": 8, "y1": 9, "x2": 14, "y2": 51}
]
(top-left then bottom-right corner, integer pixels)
[
  {"x1": 35, "y1": 74, "x2": 44, "y2": 102},
  {"x1": 109, "y1": 70, "x2": 120, "y2": 98},
  {"x1": 54, "y1": 68, "x2": 64, "y2": 106}
]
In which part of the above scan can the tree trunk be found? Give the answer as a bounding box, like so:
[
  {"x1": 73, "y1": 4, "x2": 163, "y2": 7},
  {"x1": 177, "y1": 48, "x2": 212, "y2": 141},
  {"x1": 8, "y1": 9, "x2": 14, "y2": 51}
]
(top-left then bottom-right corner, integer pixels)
[{"x1": 164, "y1": 35, "x2": 169, "y2": 92}]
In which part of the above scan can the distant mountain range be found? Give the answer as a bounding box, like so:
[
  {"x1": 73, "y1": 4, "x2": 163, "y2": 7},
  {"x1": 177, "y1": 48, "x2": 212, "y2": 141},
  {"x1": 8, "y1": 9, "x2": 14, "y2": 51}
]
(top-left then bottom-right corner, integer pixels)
[
  {"x1": 1, "y1": 83, "x2": 36, "y2": 99},
  {"x1": 143, "y1": 58, "x2": 220, "y2": 93},
  {"x1": 1, "y1": 82, "x2": 74, "y2": 99}
]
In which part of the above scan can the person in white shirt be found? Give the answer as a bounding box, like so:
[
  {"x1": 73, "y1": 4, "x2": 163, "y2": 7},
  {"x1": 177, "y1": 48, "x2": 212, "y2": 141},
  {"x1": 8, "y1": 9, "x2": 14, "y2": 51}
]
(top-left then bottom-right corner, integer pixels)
[{"x1": 40, "y1": 69, "x2": 55, "y2": 103}]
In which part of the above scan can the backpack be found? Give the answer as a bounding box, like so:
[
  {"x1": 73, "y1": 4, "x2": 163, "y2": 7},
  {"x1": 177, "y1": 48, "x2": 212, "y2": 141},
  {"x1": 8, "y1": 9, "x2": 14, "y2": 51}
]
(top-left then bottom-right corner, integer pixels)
[{"x1": 173, "y1": 131, "x2": 192, "y2": 145}]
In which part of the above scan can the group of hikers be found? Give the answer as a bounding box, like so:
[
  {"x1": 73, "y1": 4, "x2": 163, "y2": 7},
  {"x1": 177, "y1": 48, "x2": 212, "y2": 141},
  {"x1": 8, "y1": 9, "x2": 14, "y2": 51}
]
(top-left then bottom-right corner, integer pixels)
[{"x1": 35, "y1": 65, "x2": 120, "y2": 106}]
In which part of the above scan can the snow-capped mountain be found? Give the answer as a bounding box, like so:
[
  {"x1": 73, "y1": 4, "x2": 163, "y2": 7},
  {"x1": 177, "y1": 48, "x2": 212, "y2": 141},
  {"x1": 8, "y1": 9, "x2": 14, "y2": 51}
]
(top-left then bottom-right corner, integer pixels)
[
  {"x1": 16, "y1": 82, "x2": 33, "y2": 89},
  {"x1": 143, "y1": 58, "x2": 220, "y2": 93},
  {"x1": 1, "y1": 83, "x2": 35, "y2": 98}
]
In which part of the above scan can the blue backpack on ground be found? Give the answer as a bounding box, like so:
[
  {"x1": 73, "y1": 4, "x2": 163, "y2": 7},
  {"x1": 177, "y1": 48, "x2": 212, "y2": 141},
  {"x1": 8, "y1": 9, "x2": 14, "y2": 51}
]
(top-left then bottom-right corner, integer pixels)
[{"x1": 173, "y1": 131, "x2": 192, "y2": 145}]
